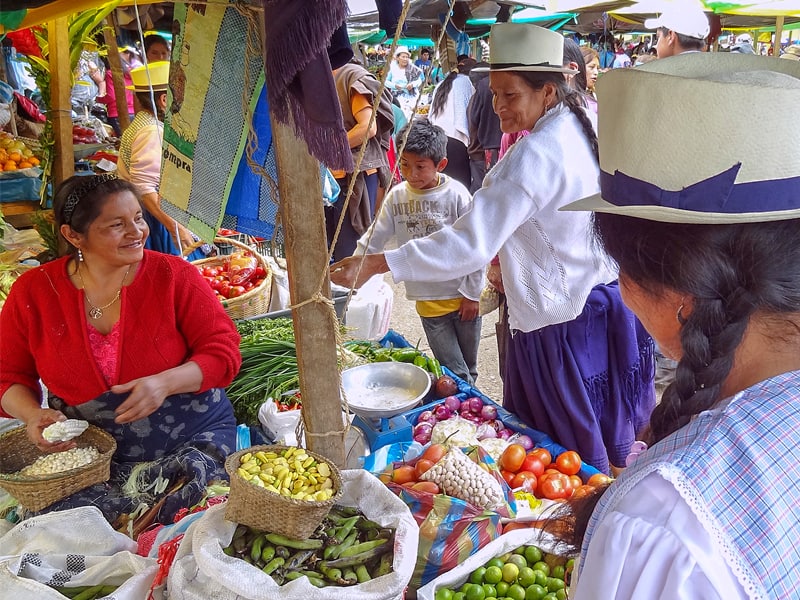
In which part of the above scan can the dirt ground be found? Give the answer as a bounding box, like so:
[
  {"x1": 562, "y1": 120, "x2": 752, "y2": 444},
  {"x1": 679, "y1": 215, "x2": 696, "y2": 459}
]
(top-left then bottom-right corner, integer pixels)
[{"x1": 382, "y1": 275, "x2": 505, "y2": 403}]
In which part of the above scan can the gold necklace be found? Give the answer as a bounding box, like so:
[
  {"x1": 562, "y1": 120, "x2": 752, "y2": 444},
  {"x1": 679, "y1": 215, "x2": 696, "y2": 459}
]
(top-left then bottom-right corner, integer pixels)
[{"x1": 77, "y1": 264, "x2": 131, "y2": 320}]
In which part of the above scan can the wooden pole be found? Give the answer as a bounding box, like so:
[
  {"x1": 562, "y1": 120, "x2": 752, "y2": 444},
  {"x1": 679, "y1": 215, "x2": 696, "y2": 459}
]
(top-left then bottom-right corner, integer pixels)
[
  {"x1": 774, "y1": 16, "x2": 785, "y2": 58},
  {"x1": 269, "y1": 117, "x2": 346, "y2": 467},
  {"x1": 103, "y1": 13, "x2": 131, "y2": 132},
  {"x1": 48, "y1": 17, "x2": 74, "y2": 185}
]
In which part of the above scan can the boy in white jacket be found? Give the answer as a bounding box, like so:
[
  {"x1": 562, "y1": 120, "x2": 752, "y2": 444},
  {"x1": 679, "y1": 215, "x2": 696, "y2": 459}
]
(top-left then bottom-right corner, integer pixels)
[{"x1": 354, "y1": 120, "x2": 484, "y2": 383}]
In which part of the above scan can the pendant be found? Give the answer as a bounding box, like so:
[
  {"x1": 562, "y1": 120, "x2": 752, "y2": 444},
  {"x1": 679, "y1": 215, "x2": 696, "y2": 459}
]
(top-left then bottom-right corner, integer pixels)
[{"x1": 89, "y1": 307, "x2": 103, "y2": 320}]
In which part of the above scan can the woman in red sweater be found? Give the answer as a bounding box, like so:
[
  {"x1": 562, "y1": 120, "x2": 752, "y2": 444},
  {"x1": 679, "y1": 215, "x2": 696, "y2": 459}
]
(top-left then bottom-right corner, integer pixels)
[{"x1": 0, "y1": 174, "x2": 242, "y2": 524}]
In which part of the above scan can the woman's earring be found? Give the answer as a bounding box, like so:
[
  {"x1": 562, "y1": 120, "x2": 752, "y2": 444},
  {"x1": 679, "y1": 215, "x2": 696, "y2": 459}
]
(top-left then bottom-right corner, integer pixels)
[
  {"x1": 77, "y1": 248, "x2": 84, "y2": 262},
  {"x1": 676, "y1": 303, "x2": 686, "y2": 325}
]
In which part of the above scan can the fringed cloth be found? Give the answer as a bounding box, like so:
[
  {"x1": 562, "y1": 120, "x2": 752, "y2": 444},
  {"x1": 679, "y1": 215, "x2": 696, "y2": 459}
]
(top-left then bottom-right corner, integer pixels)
[
  {"x1": 262, "y1": 0, "x2": 353, "y2": 172},
  {"x1": 503, "y1": 281, "x2": 656, "y2": 474},
  {"x1": 34, "y1": 388, "x2": 236, "y2": 526}
]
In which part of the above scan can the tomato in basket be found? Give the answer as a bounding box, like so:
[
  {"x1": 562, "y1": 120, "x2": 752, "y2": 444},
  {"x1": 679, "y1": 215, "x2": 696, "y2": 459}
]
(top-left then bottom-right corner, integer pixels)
[{"x1": 197, "y1": 254, "x2": 267, "y2": 300}]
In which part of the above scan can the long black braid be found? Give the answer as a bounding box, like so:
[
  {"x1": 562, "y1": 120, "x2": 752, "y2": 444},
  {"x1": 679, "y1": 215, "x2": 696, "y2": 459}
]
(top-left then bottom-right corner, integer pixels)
[
  {"x1": 430, "y1": 59, "x2": 476, "y2": 119},
  {"x1": 593, "y1": 215, "x2": 800, "y2": 443}
]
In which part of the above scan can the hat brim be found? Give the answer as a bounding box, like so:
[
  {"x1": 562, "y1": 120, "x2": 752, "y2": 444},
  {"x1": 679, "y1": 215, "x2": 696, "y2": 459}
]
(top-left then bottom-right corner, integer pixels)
[
  {"x1": 472, "y1": 65, "x2": 578, "y2": 74},
  {"x1": 561, "y1": 194, "x2": 800, "y2": 224}
]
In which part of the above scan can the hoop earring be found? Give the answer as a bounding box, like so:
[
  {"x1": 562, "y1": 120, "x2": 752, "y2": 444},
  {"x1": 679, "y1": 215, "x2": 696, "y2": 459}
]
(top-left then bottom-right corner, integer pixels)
[
  {"x1": 77, "y1": 248, "x2": 84, "y2": 262},
  {"x1": 676, "y1": 303, "x2": 687, "y2": 325}
]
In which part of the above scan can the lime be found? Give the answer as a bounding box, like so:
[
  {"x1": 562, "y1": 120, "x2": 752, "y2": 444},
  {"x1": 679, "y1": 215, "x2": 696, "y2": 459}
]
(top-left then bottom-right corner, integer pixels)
[
  {"x1": 546, "y1": 577, "x2": 565, "y2": 593},
  {"x1": 461, "y1": 583, "x2": 474, "y2": 594},
  {"x1": 506, "y1": 554, "x2": 527, "y2": 570},
  {"x1": 543, "y1": 594, "x2": 557, "y2": 600},
  {"x1": 513, "y1": 546, "x2": 526, "y2": 555},
  {"x1": 501, "y1": 563, "x2": 520, "y2": 583},
  {"x1": 532, "y1": 561, "x2": 550, "y2": 577},
  {"x1": 471, "y1": 567, "x2": 487, "y2": 585},
  {"x1": 517, "y1": 566, "x2": 536, "y2": 588},
  {"x1": 533, "y1": 570, "x2": 548, "y2": 587},
  {"x1": 556, "y1": 590, "x2": 567, "y2": 600},
  {"x1": 486, "y1": 558, "x2": 505, "y2": 570},
  {"x1": 507, "y1": 584, "x2": 526, "y2": 600},
  {"x1": 484, "y1": 566, "x2": 503, "y2": 585},
  {"x1": 435, "y1": 589, "x2": 454, "y2": 600},
  {"x1": 495, "y1": 581, "x2": 510, "y2": 597},
  {"x1": 565, "y1": 558, "x2": 575, "y2": 572},
  {"x1": 482, "y1": 584, "x2": 497, "y2": 598},
  {"x1": 524, "y1": 546, "x2": 543, "y2": 565},
  {"x1": 499, "y1": 553, "x2": 513, "y2": 563},
  {"x1": 454, "y1": 593, "x2": 465, "y2": 600},
  {"x1": 524, "y1": 584, "x2": 547, "y2": 600},
  {"x1": 550, "y1": 565, "x2": 565, "y2": 581},
  {"x1": 465, "y1": 584, "x2": 486, "y2": 600}
]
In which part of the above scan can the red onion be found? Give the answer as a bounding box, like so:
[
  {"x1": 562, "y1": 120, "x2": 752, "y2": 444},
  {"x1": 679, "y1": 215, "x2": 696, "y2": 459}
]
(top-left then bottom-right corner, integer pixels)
[
  {"x1": 497, "y1": 428, "x2": 513, "y2": 440},
  {"x1": 476, "y1": 423, "x2": 497, "y2": 440},
  {"x1": 413, "y1": 422, "x2": 433, "y2": 445},
  {"x1": 443, "y1": 395, "x2": 462, "y2": 413},
  {"x1": 513, "y1": 434, "x2": 534, "y2": 451},
  {"x1": 417, "y1": 410, "x2": 436, "y2": 425},
  {"x1": 467, "y1": 397, "x2": 484, "y2": 414},
  {"x1": 433, "y1": 404, "x2": 453, "y2": 421},
  {"x1": 480, "y1": 404, "x2": 498, "y2": 421}
]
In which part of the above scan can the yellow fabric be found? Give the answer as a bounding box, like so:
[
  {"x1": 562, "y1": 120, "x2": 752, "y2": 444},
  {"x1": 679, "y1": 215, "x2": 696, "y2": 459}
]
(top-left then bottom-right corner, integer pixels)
[
  {"x1": 331, "y1": 92, "x2": 372, "y2": 179},
  {"x1": 416, "y1": 298, "x2": 462, "y2": 318}
]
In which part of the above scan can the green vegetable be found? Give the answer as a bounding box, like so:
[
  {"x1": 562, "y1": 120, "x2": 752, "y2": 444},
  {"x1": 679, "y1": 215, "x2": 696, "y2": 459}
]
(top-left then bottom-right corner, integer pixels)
[{"x1": 265, "y1": 532, "x2": 323, "y2": 550}]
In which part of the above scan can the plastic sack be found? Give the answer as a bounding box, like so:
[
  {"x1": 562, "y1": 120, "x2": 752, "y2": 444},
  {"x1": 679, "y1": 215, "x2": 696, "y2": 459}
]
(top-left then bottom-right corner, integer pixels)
[
  {"x1": 416, "y1": 528, "x2": 572, "y2": 600},
  {"x1": 344, "y1": 275, "x2": 394, "y2": 341},
  {"x1": 265, "y1": 256, "x2": 290, "y2": 313},
  {"x1": 168, "y1": 469, "x2": 419, "y2": 600},
  {"x1": 322, "y1": 166, "x2": 341, "y2": 206},
  {"x1": 257, "y1": 398, "x2": 301, "y2": 445},
  {"x1": 228, "y1": 251, "x2": 257, "y2": 285},
  {"x1": 0, "y1": 506, "x2": 158, "y2": 600}
]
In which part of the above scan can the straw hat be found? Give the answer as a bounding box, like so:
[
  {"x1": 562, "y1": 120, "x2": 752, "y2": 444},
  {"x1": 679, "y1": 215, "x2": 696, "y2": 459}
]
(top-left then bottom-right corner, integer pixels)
[
  {"x1": 127, "y1": 61, "x2": 170, "y2": 92},
  {"x1": 782, "y1": 45, "x2": 800, "y2": 61},
  {"x1": 473, "y1": 23, "x2": 576, "y2": 74},
  {"x1": 394, "y1": 46, "x2": 411, "y2": 58},
  {"x1": 563, "y1": 53, "x2": 800, "y2": 224},
  {"x1": 644, "y1": 3, "x2": 710, "y2": 40}
]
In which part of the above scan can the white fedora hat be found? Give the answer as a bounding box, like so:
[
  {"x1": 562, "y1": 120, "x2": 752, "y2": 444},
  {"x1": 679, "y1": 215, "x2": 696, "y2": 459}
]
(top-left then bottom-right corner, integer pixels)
[
  {"x1": 473, "y1": 23, "x2": 576, "y2": 74},
  {"x1": 563, "y1": 53, "x2": 800, "y2": 224},
  {"x1": 644, "y1": 3, "x2": 710, "y2": 40}
]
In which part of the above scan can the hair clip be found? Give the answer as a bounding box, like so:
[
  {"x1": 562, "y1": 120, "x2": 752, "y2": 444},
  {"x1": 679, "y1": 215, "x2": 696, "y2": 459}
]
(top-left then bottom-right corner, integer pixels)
[
  {"x1": 63, "y1": 173, "x2": 118, "y2": 224},
  {"x1": 625, "y1": 440, "x2": 648, "y2": 467}
]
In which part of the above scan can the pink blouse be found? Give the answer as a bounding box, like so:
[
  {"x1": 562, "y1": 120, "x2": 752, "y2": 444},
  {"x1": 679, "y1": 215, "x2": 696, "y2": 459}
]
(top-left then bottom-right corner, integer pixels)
[{"x1": 87, "y1": 320, "x2": 121, "y2": 386}]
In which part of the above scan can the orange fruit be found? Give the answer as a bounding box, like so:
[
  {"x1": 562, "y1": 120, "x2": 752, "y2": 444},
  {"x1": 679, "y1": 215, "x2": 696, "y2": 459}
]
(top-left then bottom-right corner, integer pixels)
[
  {"x1": 8, "y1": 151, "x2": 21, "y2": 162},
  {"x1": 29, "y1": 157, "x2": 40, "y2": 166},
  {"x1": 3, "y1": 161, "x2": 18, "y2": 171},
  {"x1": 19, "y1": 161, "x2": 33, "y2": 168}
]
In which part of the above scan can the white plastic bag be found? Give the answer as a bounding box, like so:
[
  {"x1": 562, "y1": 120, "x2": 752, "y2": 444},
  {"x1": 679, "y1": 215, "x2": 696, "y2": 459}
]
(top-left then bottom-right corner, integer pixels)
[
  {"x1": 416, "y1": 528, "x2": 572, "y2": 600},
  {"x1": 168, "y1": 469, "x2": 419, "y2": 600},
  {"x1": 0, "y1": 506, "x2": 158, "y2": 600},
  {"x1": 343, "y1": 275, "x2": 393, "y2": 340},
  {"x1": 257, "y1": 398, "x2": 301, "y2": 445}
]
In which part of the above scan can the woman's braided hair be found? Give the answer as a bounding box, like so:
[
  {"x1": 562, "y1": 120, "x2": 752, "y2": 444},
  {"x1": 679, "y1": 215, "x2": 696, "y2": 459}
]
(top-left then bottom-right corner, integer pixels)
[{"x1": 593, "y1": 214, "x2": 800, "y2": 443}]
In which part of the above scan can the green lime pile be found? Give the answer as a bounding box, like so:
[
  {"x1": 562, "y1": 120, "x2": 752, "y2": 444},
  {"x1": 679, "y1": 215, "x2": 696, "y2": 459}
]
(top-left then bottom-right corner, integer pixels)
[{"x1": 433, "y1": 545, "x2": 573, "y2": 600}]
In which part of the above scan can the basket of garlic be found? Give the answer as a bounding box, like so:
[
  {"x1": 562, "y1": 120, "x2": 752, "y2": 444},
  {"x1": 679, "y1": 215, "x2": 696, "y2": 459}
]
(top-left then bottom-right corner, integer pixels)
[{"x1": 0, "y1": 424, "x2": 116, "y2": 511}]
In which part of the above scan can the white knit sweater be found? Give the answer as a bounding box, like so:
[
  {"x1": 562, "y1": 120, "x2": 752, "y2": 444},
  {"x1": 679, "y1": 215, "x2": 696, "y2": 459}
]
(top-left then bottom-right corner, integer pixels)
[
  {"x1": 356, "y1": 174, "x2": 484, "y2": 302},
  {"x1": 385, "y1": 104, "x2": 616, "y2": 332}
]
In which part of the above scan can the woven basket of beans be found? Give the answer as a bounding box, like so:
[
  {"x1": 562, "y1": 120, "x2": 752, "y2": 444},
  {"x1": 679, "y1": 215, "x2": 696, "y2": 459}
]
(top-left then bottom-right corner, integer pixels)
[
  {"x1": 0, "y1": 425, "x2": 116, "y2": 512},
  {"x1": 224, "y1": 444, "x2": 343, "y2": 539},
  {"x1": 192, "y1": 236, "x2": 272, "y2": 320}
]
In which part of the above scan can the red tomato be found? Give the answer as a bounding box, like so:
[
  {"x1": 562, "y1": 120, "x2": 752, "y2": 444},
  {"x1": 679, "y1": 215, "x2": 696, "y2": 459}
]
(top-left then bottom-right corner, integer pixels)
[
  {"x1": 210, "y1": 276, "x2": 225, "y2": 291},
  {"x1": 253, "y1": 266, "x2": 266, "y2": 278},
  {"x1": 500, "y1": 470, "x2": 516, "y2": 486},
  {"x1": 540, "y1": 474, "x2": 571, "y2": 500},
  {"x1": 421, "y1": 443, "x2": 447, "y2": 464},
  {"x1": 556, "y1": 450, "x2": 582, "y2": 476},
  {"x1": 529, "y1": 447, "x2": 552, "y2": 467},
  {"x1": 568, "y1": 475, "x2": 583, "y2": 491},
  {"x1": 520, "y1": 455, "x2": 545, "y2": 477},
  {"x1": 500, "y1": 444, "x2": 527, "y2": 473},
  {"x1": 227, "y1": 285, "x2": 246, "y2": 299},
  {"x1": 415, "y1": 459, "x2": 435, "y2": 478},
  {"x1": 411, "y1": 481, "x2": 440, "y2": 494},
  {"x1": 391, "y1": 465, "x2": 417, "y2": 485},
  {"x1": 219, "y1": 282, "x2": 231, "y2": 298},
  {"x1": 511, "y1": 471, "x2": 538, "y2": 491}
]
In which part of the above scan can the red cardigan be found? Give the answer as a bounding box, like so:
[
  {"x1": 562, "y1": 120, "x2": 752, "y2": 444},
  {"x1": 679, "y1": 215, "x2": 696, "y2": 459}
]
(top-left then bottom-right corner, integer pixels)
[{"x1": 0, "y1": 251, "x2": 241, "y2": 416}]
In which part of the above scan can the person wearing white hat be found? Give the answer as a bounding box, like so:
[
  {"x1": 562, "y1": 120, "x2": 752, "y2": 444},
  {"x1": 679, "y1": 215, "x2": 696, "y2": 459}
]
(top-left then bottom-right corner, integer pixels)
[
  {"x1": 645, "y1": 3, "x2": 710, "y2": 58},
  {"x1": 332, "y1": 24, "x2": 656, "y2": 476},
  {"x1": 557, "y1": 54, "x2": 800, "y2": 598},
  {"x1": 117, "y1": 61, "x2": 205, "y2": 260},
  {"x1": 386, "y1": 45, "x2": 423, "y2": 117}
]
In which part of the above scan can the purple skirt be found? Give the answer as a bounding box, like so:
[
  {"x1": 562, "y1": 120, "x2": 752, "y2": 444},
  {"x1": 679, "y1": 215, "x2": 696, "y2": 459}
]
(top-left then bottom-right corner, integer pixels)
[{"x1": 503, "y1": 282, "x2": 655, "y2": 474}]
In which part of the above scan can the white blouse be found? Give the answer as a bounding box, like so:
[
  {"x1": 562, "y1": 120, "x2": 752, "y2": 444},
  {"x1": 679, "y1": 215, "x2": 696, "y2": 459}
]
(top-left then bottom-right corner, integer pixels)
[{"x1": 572, "y1": 472, "x2": 750, "y2": 599}]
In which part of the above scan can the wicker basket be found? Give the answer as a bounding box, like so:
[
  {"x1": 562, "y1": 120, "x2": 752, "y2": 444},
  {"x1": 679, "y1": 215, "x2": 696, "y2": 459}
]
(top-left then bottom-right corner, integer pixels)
[
  {"x1": 0, "y1": 425, "x2": 117, "y2": 512},
  {"x1": 192, "y1": 236, "x2": 273, "y2": 320},
  {"x1": 224, "y1": 445, "x2": 343, "y2": 539}
]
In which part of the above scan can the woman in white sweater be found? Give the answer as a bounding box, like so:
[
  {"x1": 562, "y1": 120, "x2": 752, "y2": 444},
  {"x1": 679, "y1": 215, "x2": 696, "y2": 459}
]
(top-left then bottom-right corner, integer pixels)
[{"x1": 332, "y1": 24, "x2": 655, "y2": 474}]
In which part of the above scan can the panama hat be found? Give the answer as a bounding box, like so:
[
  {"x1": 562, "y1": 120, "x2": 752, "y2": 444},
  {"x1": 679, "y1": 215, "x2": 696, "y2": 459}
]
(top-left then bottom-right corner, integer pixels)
[
  {"x1": 127, "y1": 61, "x2": 169, "y2": 92},
  {"x1": 782, "y1": 45, "x2": 800, "y2": 61},
  {"x1": 644, "y1": 3, "x2": 710, "y2": 40},
  {"x1": 563, "y1": 53, "x2": 800, "y2": 224},
  {"x1": 472, "y1": 23, "x2": 577, "y2": 74},
  {"x1": 394, "y1": 46, "x2": 411, "y2": 58}
]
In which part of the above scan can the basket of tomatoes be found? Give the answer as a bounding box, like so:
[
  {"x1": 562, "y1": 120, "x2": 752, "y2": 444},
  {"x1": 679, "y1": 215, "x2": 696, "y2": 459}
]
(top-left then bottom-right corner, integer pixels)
[{"x1": 193, "y1": 237, "x2": 272, "y2": 320}]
